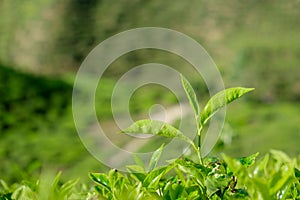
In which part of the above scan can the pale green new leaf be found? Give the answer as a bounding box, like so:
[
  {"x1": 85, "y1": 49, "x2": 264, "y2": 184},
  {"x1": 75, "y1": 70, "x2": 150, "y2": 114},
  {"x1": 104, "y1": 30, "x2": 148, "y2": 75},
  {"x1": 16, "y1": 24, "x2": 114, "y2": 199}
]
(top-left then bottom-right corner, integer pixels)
[
  {"x1": 12, "y1": 185, "x2": 37, "y2": 200},
  {"x1": 133, "y1": 154, "x2": 145, "y2": 169},
  {"x1": 122, "y1": 119, "x2": 194, "y2": 146},
  {"x1": 126, "y1": 165, "x2": 145, "y2": 174},
  {"x1": 59, "y1": 178, "x2": 79, "y2": 198},
  {"x1": 200, "y1": 87, "x2": 254, "y2": 125},
  {"x1": 148, "y1": 144, "x2": 164, "y2": 171},
  {"x1": 181, "y1": 74, "x2": 200, "y2": 120},
  {"x1": 143, "y1": 166, "x2": 172, "y2": 188}
]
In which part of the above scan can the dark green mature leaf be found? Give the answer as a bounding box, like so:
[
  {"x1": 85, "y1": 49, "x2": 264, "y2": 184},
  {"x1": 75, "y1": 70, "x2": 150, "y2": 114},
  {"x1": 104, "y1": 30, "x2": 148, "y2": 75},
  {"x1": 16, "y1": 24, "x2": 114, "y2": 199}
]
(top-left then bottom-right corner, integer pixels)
[
  {"x1": 181, "y1": 74, "x2": 199, "y2": 120},
  {"x1": 226, "y1": 188, "x2": 249, "y2": 199},
  {"x1": 239, "y1": 152, "x2": 259, "y2": 167},
  {"x1": 127, "y1": 166, "x2": 146, "y2": 183},
  {"x1": 174, "y1": 158, "x2": 207, "y2": 184},
  {"x1": 89, "y1": 173, "x2": 110, "y2": 191},
  {"x1": 0, "y1": 193, "x2": 12, "y2": 200},
  {"x1": 122, "y1": 119, "x2": 194, "y2": 146},
  {"x1": 168, "y1": 182, "x2": 185, "y2": 200},
  {"x1": 295, "y1": 168, "x2": 300, "y2": 179},
  {"x1": 200, "y1": 87, "x2": 254, "y2": 125}
]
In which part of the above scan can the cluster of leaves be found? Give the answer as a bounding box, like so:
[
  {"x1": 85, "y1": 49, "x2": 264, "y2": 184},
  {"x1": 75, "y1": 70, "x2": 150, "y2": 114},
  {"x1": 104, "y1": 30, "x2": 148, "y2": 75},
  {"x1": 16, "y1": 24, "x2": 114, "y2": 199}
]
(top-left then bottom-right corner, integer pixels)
[
  {"x1": 90, "y1": 150, "x2": 300, "y2": 200},
  {"x1": 122, "y1": 75, "x2": 254, "y2": 164},
  {"x1": 0, "y1": 172, "x2": 91, "y2": 200},
  {"x1": 87, "y1": 74, "x2": 298, "y2": 199},
  {"x1": 1, "y1": 150, "x2": 298, "y2": 200}
]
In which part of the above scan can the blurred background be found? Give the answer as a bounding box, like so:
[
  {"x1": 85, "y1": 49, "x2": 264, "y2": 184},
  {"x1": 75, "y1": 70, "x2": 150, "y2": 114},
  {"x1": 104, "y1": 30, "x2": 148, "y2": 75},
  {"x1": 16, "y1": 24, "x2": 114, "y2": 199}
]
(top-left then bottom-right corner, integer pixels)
[{"x1": 1, "y1": 0, "x2": 300, "y2": 184}]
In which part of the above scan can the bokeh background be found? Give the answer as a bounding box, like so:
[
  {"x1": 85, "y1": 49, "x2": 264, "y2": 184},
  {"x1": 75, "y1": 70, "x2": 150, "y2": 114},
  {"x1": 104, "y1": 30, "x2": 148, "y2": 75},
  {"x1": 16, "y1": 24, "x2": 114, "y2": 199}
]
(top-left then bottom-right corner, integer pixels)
[{"x1": 1, "y1": 0, "x2": 300, "y2": 184}]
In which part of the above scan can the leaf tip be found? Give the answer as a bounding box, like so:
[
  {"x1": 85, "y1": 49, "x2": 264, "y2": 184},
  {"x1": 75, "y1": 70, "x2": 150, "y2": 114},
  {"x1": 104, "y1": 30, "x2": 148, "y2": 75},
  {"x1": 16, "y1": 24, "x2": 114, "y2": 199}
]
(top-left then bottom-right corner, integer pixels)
[{"x1": 246, "y1": 87, "x2": 255, "y2": 92}]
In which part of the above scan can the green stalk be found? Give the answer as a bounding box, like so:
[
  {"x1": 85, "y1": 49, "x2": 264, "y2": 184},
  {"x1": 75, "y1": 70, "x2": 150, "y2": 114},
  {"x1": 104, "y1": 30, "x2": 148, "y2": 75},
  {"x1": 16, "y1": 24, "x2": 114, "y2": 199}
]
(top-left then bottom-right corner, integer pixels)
[{"x1": 197, "y1": 125, "x2": 203, "y2": 164}]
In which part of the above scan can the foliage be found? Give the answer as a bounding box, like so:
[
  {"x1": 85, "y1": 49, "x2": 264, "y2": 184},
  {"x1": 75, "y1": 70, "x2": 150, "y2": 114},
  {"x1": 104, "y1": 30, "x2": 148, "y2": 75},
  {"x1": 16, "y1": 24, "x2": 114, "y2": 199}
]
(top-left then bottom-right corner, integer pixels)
[
  {"x1": 89, "y1": 75, "x2": 299, "y2": 199},
  {"x1": 123, "y1": 74, "x2": 254, "y2": 163},
  {"x1": 89, "y1": 150, "x2": 300, "y2": 200},
  {"x1": 91, "y1": 75, "x2": 295, "y2": 199},
  {"x1": 0, "y1": 171, "x2": 94, "y2": 200},
  {"x1": 1, "y1": 150, "x2": 298, "y2": 199}
]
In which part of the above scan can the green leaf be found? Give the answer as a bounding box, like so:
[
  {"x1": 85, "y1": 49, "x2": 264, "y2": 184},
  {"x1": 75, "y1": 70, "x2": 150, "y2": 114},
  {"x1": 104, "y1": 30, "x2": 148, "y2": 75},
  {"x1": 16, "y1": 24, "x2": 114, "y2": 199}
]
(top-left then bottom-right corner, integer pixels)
[
  {"x1": 12, "y1": 185, "x2": 37, "y2": 200},
  {"x1": 200, "y1": 87, "x2": 254, "y2": 125},
  {"x1": 122, "y1": 119, "x2": 194, "y2": 146},
  {"x1": 250, "y1": 177, "x2": 272, "y2": 199},
  {"x1": 221, "y1": 153, "x2": 242, "y2": 173},
  {"x1": 58, "y1": 178, "x2": 79, "y2": 198},
  {"x1": 148, "y1": 144, "x2": 164, "y2": 172},
  {"x1": 180, "y1": 74, "x2": 200, "y2": 120},
  {"x1": 143, "y1": 166, "x2": 172, "y2": 188},
  {"x1": 269, "y1": 169, "x2": 293, "y2": 196},
  {"x1": 134, "y1": 154, "x2": 145, "y2": 169},
  {"x1": 270, "y1": 149, "x2": 291, "y2": 163},
  {"x1": 89, "y1": 173, "x2": 111, "y2": 191},
  {"x1": 238, "y1": 152, "x2": 259, "y2": 167},
  {"x1": 52, "y1": 171, "x2": 62, "y2": 191},
  {"x1": 127, "y1": 166, "x2": 146, "y2": 182},
  {"x1": 169, "y1": 182, "x2": 184, "y2": 199},
  {"x1": 126, "y1": 165, "x2": 145, "y2": 174},
  {"x1": 0, "y1": 180, "x2": 10, "y2": 191},
  {"x1": 174, "y1": 158, "x2": 207, "y2": 185},
  {"x1": 295, "y1": 168, "x2": 300, "y2": 179}
]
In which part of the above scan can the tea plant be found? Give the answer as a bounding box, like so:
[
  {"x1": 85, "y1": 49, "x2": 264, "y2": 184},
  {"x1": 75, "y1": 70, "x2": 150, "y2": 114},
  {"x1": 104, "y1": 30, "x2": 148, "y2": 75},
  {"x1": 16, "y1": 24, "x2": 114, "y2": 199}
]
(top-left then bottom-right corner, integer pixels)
[
  {"x1": 122, "y1": 74, "x2": 254, "y2": 165},
  {"x1": 87, "y1": 75, "x2": 299, "y2": 199}
]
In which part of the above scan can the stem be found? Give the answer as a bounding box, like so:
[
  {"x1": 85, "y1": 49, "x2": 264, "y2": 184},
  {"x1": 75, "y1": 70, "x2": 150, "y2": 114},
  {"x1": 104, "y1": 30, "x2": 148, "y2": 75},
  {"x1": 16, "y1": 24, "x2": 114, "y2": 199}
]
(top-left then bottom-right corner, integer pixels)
[
  {"x1": 192, "y1": 143, "x2": 202, "y2": 165},
  {"x1": 197, "y1": 149, "x2": 202, "y2": 165},
  {"x1": 197, "y1": 126, "x2": 203, "y2": 164},
  {"x1": 197, "y1": 126, "x2": 203, "y2": 149}
]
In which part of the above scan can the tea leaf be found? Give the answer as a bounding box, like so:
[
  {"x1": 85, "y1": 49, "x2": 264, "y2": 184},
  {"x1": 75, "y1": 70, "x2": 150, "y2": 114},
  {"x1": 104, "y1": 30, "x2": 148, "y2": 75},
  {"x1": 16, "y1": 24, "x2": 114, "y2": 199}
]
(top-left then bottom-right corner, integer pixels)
[
  {"x1": 143, "y1": 166, "x2": 172, "y2": 188},
  {"x1": 89, "y1": 173, "x2": 110, "y2": 191},
  {"x1": 134, "y1": 154, "x2": 145, "y2": 169},
  {"x1": 149, "y1": 144, "x2": 164, "y2": 171},
  {"x1": 250, "y1": 177, "x2": 271, "y2": 199},
  {"x1": 200, "y1": 87, "x2": 254, "y2": 125},
  {"x1": 238, "y1": 152, "x2": 259, "y2": 167},
  {"x1": 122, "y1": 119, "x2": 194, "y2": 146},
  {"x1": 181, "y1": 74, "x2": 200, "y2": 120},
  {"x1": 59, "y1": 178, "x2": 79, "y2": 198},
  {"x1": 295, "y1": 168, "x2": 300, "y2": 179}
]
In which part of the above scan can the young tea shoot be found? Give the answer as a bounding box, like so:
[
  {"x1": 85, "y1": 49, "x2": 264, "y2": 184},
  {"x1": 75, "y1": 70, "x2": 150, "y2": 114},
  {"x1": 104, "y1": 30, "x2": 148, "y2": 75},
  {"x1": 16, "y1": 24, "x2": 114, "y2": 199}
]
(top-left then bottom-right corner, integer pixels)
[{"x1": 122, "y1": 74, "x2": 254, "y2": 164}]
